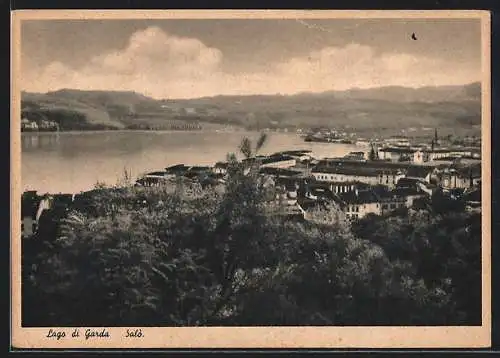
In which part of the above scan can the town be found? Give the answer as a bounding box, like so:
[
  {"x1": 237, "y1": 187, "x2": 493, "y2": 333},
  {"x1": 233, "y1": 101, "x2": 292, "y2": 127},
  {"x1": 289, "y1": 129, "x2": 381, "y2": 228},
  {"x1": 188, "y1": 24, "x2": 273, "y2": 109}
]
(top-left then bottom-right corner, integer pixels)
[{"x1": 21, "y1": 130, "x2": 481, "y2": 239}]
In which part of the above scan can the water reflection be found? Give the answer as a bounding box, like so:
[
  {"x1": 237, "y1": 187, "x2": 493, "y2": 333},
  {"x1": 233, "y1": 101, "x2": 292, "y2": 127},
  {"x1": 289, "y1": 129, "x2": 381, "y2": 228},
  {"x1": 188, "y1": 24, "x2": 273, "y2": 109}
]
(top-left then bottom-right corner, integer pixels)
[
  {"x1": 21, "y1": 131, "x2": 363, "y2": 194},
  {"x1": 21, "y1": 133, "x2": 60, "y2": 152}
]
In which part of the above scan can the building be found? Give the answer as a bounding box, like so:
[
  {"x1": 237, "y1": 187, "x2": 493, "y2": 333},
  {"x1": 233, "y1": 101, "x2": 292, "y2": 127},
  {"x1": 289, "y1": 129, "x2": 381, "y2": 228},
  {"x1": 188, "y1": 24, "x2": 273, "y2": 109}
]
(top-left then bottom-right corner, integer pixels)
[
  {"x1": 385, "y1": 136, "x2": 411, "y2": 147},
  {"x1": 345, "y1": 151, "x2": 366, "y2": 160},
  {"x1": 297, "y1": 198, "x2": 346, "y2": 224},
  {"x1": 184, "y1": 166, "x2": 212, "y2": 179},
  {"x1": 463, "y1": 187, "x2": 481, "y2": 212},
  {"x1": 273, "y1": 150, "x2": 313, "y2": 162},
  {"x1": 213, "y1": 162, "x2": 229, "y2": 175},
  {"x1": 259, "y1": 155, "x2": 297, "y2": 169},
  {"x1": 405, "y1": 166, "x2": 433, "y2": 183},
  {"x1": 378, "y1": 147, "x2": 426, "y2": 163},
  {"x1": 259, "y1": 167, "x2": 302, "y2": 178},
  {"x1": 38, "y1": 119, "x2": 59, "y2": 131},
  {"x1": 137, "y1": 171, "x2": 170, "y2": 187},
  {"x1": 164, "y1": 164, "x2": 191, "y2": 176},
  {"x1": 396, "y1": 177, "x2": 421, "y2": 190},
  {"x1": 436, "y1": 164, "x2": 481, "y2": 190},
  {"x1": 390, "y1": 187, "x2": 427, "y2": 207},
  {"x1": 21, "y1": 119, "x2": 38, "y2": 131},
  {"x1": 336, "y1": 189, "x2": 382, "y2": 221},
  {"x1": 305, "y1": 179, "x2": 371, "y2": 195},
  {"x1": 311, "y1": 164, "x2": 405, "y2": 189},
  {"x1": 416, "y1": 181, "x2": 439, "y2": 196},
  {"x1": 425, "y1": 148, "x2": 454, "y2": 161},
  {"x1": 303, "y1": 182, "x2": 337, "y2": 201}
]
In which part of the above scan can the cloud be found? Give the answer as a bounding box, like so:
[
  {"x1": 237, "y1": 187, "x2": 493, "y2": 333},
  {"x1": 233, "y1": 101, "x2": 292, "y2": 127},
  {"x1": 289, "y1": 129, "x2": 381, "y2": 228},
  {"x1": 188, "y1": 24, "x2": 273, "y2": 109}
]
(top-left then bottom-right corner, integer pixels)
[{"x1": 22, "y1": 27, "x2": 480, "y2": 99}]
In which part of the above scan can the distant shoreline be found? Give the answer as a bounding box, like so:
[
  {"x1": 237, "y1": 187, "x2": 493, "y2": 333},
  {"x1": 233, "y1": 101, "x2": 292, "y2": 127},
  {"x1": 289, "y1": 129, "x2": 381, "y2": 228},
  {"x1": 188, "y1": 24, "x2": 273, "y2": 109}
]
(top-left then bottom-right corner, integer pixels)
[{"x1": 20, "y1": 128, "x2": 278, "y2": 136}]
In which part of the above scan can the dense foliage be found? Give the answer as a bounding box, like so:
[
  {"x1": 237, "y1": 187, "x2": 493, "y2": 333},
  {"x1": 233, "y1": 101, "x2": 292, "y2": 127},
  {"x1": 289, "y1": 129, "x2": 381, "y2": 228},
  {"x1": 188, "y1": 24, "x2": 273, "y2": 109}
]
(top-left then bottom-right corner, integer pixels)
[{"x1": 22, "y1": 139, "x2": 481, "y2": 327}]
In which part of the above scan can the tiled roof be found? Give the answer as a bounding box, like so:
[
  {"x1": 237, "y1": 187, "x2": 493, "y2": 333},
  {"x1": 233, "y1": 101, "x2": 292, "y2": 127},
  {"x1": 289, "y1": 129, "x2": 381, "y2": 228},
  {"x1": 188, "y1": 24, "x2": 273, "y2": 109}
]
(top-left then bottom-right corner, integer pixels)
[
  {"x1": 315, "y1": 159, "x2": 426, "y2": 170},
  {"x1": 337, "y1": 190, "x2": 380, "y2": 204},
  {"x1": 261, "y1": 155, "x2": 296, "y2": 164},
  {"x1": 310, "y1": 187, "x2": 336, "y2": 200},
  {"x1": 306, "y1": 181, "x2": 332, "y2": 190},
  {"x1": 165, "y1": 164, "x2": 190, "y2": 173},
  {"x1": 145, "y1": 171, "x2": 167, "y2": 177},
  {"x1": 312, "y1": 165, "x2": 401, "y2": 176},
  {"x1": 328, "y1": 180, "x2": 372, "y2": 188},
  {"x1": 190, "y1": 166, "x2": 211, "y2": 171},
  {"x1": 274, "y1": 150, "x2": 312, "y2": 156},
  {"x1": 379, "y1": 147, "x2": 419, "y2": 154},
  {"x1": 391, "y1": 187, "x2": 423, "y2": 197},
  {"x1": 396, "y1": 177, "x2": 420, "y2": 186},
  {"x1": 406, "y1": 166, "x2": 433, "y2": 178},
  {"x1": 259, "y1": 167, "x2": 302, "y2": 177}
]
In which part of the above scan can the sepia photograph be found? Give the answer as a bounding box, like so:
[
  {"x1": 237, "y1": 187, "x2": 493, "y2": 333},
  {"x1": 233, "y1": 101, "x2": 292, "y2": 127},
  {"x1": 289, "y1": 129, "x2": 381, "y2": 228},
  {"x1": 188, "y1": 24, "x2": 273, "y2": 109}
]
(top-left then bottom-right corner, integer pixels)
[{"x1": 11, "y1": 10, "x2": 491, "y2": 349}]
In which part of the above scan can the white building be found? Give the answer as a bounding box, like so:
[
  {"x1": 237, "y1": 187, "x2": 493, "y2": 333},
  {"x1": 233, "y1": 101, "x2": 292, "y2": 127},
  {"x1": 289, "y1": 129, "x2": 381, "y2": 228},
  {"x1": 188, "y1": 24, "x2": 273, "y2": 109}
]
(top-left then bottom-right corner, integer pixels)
[
  {"x1": 378, "y1": 147, "x2": 426, "y2": 163},
  {"x1": 311, "y1": 165, "x2": 405, "y2": 189},
  {"x1": 213, "y1": 162, "x2": 229, "y2": 175},
  {"x1": 260, "y1": 155, "x2": 297, "y2": 169}
]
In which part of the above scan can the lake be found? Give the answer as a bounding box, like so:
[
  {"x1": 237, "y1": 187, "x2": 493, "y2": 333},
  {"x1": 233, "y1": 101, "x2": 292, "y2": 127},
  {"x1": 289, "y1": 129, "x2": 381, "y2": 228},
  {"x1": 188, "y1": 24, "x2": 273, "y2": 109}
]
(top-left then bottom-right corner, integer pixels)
[{"x1": 21, "y1": 131, "x2": 367, "y2": 194}]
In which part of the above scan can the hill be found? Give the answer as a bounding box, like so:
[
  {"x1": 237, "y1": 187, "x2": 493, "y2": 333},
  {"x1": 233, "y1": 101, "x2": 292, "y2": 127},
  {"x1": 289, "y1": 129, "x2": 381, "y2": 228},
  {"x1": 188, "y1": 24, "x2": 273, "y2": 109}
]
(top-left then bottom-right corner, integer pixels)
[{"x1": 20, "y1": 82, "x2": 481, "y2": 133}]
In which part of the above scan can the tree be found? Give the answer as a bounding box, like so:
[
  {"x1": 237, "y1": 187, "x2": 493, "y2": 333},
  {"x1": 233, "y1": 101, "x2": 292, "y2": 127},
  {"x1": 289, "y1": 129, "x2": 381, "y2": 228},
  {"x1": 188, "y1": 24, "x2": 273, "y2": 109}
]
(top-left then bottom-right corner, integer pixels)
[
  {"x1": 22, "y1": 133, "x2": 479, "y2": 327},
  {"x1": 368, "y1": 144, "x2": 378, "y2": 161}
]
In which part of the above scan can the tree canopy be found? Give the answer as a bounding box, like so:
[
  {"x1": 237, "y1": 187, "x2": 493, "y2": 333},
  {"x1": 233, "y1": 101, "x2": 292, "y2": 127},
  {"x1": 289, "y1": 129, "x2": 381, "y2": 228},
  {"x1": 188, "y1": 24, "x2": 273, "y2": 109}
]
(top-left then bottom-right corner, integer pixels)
[{"x1": 22, "y1": 136, "x2": 482, "y2": 326}]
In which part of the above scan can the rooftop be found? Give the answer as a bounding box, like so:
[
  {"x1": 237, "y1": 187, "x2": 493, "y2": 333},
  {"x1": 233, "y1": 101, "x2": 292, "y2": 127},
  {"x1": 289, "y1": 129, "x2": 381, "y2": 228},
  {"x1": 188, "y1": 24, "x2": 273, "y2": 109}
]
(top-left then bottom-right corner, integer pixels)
[
  {"x1": 145, "y1": 171, "x2": 167, "y2": 177},
  {"x1": 337, "y1": 190, "x2": 380, "y2": 205},
  {"x1": 316, "y1": 159, "x2": 432, "y2": 170},
  {"x1": 396, "y1": 177, "x2": 421, "y2": 187},
  {"x1": 165, "y1": 164, "x2": 191, "y2": 173},
  {"x1": 259, "y1": 167, "x2": 302, "y2": 177},
  {"x1": 406, "y1": 166, "x2": 433, "y2": 178},
  {"x1": 261, "y1": 155, "x2": 296, "y2": 165},
  {"x1": 312, "y1": 165, "x2": 402, "y2": 176},
  {"x1": 379, "y1": 147, "x2": 420, "y2": 154},
  {"x1": 273, "y1": 150, "x2": 312, "y2": 156}
]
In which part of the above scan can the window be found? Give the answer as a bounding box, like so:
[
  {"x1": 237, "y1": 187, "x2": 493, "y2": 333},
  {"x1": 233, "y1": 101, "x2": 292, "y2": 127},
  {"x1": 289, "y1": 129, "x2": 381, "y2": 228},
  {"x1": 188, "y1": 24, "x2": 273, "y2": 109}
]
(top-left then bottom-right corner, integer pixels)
[
  {"x1": 382, "y1": 204, "x2": 388, "y2": 209},
  {"x1": 390, "y1": 204, "x2": 396, "y2": 209}
]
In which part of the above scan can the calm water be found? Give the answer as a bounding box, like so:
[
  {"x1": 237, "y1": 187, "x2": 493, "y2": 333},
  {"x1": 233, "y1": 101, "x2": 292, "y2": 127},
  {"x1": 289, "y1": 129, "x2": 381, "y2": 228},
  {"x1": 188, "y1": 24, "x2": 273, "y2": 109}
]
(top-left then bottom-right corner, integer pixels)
[{"x1": 21, "y1": 131, "x2": 367, "y2": 194}]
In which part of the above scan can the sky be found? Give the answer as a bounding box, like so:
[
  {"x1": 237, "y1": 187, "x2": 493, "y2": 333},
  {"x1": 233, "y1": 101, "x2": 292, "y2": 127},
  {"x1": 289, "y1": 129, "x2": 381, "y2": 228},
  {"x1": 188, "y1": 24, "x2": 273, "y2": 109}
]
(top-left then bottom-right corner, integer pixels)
[{"x1": 20, "y1": 18, "x2": 482, "y2": 99}]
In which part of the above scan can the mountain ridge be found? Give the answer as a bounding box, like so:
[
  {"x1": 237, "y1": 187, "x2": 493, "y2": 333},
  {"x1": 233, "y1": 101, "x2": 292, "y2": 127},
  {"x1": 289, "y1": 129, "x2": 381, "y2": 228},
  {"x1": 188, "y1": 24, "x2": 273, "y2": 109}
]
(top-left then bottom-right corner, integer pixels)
[{"x1": 21, "y1": 82, "x2": 481, "y2": 132}]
